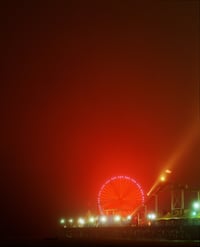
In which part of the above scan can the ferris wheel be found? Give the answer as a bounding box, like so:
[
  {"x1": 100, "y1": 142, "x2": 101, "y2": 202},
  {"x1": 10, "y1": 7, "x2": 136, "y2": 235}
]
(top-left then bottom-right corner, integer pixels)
[{"x1": 98, "y1": 175, "x2": 145, "y2": 217}]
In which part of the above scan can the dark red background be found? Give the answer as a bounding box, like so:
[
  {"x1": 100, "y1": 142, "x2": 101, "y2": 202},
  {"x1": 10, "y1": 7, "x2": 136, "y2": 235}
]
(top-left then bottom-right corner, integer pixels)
[{"x1": 0, "y1": 1, "x2": 199, "y2": 237}]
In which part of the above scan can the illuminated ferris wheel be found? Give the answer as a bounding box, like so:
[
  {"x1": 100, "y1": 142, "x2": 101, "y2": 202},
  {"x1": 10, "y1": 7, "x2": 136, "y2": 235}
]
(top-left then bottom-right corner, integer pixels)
[{"x1": 98, "y1": 176, "x2": 145, "y2": 217}]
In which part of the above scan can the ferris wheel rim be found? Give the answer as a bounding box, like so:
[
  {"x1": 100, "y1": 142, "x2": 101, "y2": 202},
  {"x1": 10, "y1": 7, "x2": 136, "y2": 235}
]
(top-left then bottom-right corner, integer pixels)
[{"x1": 97, "y1": 175, "x2": 145, "y2": 216}]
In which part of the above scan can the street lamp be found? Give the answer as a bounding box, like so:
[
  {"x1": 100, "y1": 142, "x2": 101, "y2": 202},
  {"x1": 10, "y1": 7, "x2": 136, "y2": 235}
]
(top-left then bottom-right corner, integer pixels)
[
  {"x1": 60, "y1": 218, "x2": 66, "y2": 224},
  {"x1": 193, "y1": 201, "x2": 200, "y2": 210}
]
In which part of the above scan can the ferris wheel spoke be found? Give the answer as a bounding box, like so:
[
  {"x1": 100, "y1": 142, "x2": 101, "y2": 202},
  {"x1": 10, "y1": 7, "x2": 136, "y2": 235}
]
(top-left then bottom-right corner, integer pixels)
[
  {"x1": 103, "y1": 186, "x2": 119, "y2": 199},
  {"x1": 123, "y1": 200, "x2": 137, "y2": 207},
  {"x1": 110, "y1": 180, "x2": 121, "y2": 197},
  {"x1": 124, "y1": 189, "x2": 141, "y2": 199},
  {"x1": 121, "y1": 185, "x2": 134, "y2": 198},
  {"x1": 102, "y1": 202, "x2": 119, "y2": 210},
  {"x1": 102, "y1": 198, "x2": 119, "y2": 204},
  {"x1": 98, "y1": 176, "x2": 144, "y2": 217}
]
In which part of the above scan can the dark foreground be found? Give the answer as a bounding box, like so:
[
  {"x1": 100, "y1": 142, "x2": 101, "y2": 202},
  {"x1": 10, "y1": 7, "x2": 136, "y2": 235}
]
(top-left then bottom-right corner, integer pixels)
[
  {"x1": 1, "y1": 238, "x2": 200, "y2": 247},
  {"x1": 2, "y1": 224, "x2": 200, "y2": 246}
]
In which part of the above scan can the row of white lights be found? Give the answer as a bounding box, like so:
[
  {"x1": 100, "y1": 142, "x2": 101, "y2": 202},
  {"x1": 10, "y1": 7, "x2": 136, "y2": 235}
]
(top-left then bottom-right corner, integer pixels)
[
  {"x1": 60, "y1": 215, "x2": 133, "y2": 226},
  {"x1": 60, "y1": 213, "x2": 158, "y2": 227}
]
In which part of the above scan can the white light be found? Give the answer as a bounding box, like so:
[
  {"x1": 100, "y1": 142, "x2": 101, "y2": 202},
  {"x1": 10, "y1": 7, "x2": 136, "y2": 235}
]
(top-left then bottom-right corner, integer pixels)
[
  {"x1": 100, "y1": 216, "x2": 107, "y2": 223},
  {"x1": 127, "y1": 215, "x2": 132, "y2": 220},
  {"x1": 160, "y1": 175, "x2": 165, "y2": 182},
  {"x1": 89, "y1": 217, "x2": 95, "y2": 223},
  {"x1": 68, "y1": 218, "x2": 73, "y2": 223},
  {"x1": 193, "y1": 201, "x2": 200, "y2": 210},
  {"x1": 114, "y1": 215, "x2": 121, "y2": 222},
  {"x1": 147, "y1": 213, "x2": 156, "y2": 220},
  {"x1": 192, "y1": 211, "x2": 197, "y2": 216},
  {"x1": 60, "y1": 218, "x2": 65, "y2": 224},
  {"x1": 78, "y1": 218, "x2": 85, "y2": 225}
]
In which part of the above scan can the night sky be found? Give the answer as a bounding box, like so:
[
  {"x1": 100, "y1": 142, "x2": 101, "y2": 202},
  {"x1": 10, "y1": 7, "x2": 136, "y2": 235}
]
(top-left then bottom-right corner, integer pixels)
[{"x1": 0, "y1": 1, "x2": 199, "y2": 238}]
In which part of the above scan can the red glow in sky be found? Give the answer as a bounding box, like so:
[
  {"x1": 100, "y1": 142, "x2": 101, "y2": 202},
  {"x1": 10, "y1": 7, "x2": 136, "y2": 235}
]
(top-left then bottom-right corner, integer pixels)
[{"x1": 0, "y1": 1, "x2": 199, "y2": 237}]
